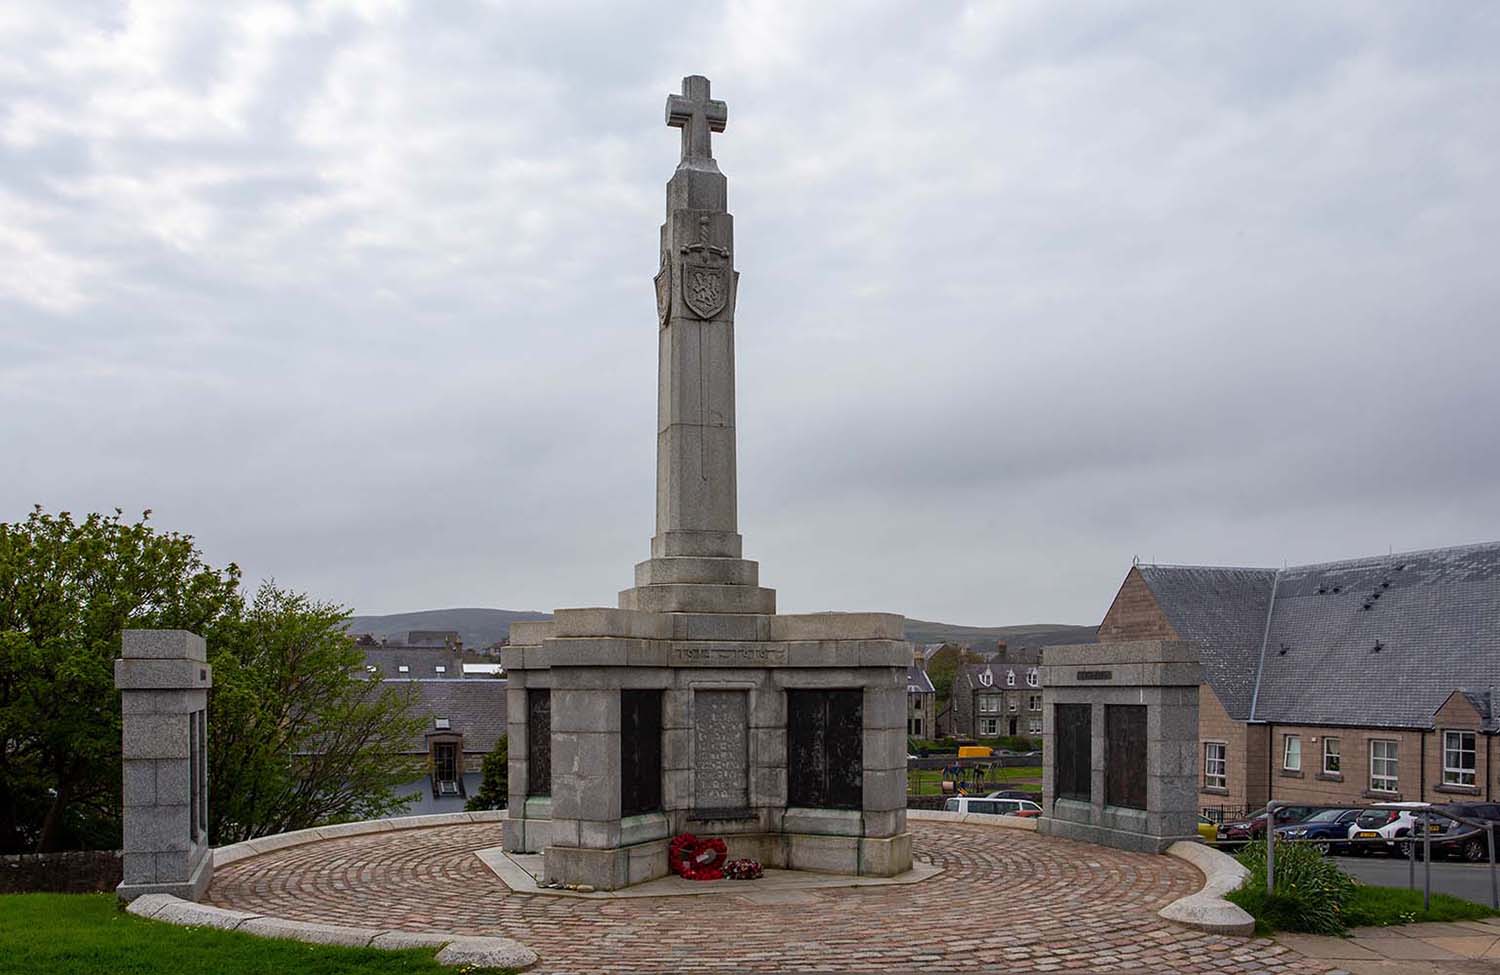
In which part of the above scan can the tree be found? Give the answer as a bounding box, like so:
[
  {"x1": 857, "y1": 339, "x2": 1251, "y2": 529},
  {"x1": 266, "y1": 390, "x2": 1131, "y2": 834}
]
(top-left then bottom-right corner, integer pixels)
[
  {"x1": 205, "y1": 583, "x2": 426, "y2": 843},
  {"x1": 465, "y1": 734, "x2": 508, "y2": 811},
  {"x1": 0, "y1": 508, "x2": 241, "y2": 853},
  {"x1": 0, "y1": 507, "x2": 426, "y2": 852}
]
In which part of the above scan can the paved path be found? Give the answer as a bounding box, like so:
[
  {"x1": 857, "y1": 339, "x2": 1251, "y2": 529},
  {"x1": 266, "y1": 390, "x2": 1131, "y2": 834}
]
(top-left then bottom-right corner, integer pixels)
[
  {"x1": 1332, "y1": 854, "x2": 1500, "y2": 909},
  {"x1": 1279, "y1": 918, "x2": 1500, "y2": 974},
  {"x1": 209, "y1": 821, "x2": 1333, "y2": 973}
]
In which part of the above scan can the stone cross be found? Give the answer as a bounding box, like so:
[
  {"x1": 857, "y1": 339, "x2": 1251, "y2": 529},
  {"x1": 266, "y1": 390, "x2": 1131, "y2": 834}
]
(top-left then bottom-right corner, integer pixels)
[{"x1": 666, "y1": 75, "x2": 727, "y2": 164}]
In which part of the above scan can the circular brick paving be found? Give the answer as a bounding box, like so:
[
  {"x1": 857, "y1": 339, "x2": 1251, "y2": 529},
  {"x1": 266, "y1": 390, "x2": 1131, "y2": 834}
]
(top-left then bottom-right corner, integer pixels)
[{"x1": 208, "y1": 822, "x2": 1332, "y2": 973}]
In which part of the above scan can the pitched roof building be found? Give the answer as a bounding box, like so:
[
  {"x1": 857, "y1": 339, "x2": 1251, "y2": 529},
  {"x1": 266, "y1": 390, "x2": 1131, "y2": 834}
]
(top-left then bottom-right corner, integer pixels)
[{"x1": 1097, "y1": 542, "x2": 1500, "y2": 815}]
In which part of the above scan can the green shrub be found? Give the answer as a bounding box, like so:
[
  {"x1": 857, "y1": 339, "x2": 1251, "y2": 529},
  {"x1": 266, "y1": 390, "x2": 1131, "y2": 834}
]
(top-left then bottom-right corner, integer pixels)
[
  {"x1": 1230, "y1": 839, "x2": 1356, "y2": 934},
  {"x1": 465, "y1": 734, "x2": 508, "y2": 811},
  {"x1": 979, "y1": 736, "x2": 1042, "y2": 753}
]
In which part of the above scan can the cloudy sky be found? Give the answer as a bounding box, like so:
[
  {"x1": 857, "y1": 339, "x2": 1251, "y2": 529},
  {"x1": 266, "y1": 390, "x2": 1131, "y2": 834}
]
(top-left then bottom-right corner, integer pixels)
[{"x1": 3, "y1": 2, "x2": 1498, "y2": 626}]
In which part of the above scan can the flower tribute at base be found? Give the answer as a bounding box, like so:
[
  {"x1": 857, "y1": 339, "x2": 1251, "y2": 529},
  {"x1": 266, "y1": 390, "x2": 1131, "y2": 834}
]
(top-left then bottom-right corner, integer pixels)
[{"x1": 668, "y1": 833, "x2": 728, "y2": 881}]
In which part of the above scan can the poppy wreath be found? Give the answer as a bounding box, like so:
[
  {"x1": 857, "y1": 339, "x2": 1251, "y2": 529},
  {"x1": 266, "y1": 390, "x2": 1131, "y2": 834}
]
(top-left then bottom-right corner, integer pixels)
[{"x1": 668, "y1": 833, "x2": 728, "y2": 881}]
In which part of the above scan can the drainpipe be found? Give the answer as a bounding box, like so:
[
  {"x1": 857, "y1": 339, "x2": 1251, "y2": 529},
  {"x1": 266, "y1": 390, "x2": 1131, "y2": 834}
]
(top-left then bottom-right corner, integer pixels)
[{"x1": 1420, "y1": 729, "x2": 1426, "y2": 802}]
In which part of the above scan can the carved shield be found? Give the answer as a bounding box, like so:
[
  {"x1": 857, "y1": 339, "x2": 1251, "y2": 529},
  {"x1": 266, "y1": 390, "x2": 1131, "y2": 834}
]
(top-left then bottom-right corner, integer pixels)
[
  {"x1": 681, "y1": 262, "x2": 729, "y2": 319},
  {"x1": 654, "y1": 263, "x2": 671, "y2": 324}
]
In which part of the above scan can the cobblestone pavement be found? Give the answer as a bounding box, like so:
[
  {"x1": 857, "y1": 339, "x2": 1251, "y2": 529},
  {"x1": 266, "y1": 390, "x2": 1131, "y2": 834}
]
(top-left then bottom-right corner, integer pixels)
[{"x1": 209, "y1": 821, "x2": 1335, "y2": 974}]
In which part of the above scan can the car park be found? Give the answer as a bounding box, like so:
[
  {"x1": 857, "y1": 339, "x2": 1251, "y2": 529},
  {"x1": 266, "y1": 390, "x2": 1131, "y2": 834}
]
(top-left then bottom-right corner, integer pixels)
[{"x1": 1273, "y1": 807, "x2": 1361, "y2": 855}]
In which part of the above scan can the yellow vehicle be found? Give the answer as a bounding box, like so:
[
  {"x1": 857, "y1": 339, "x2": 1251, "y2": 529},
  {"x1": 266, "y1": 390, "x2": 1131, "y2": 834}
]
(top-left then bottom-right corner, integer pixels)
[
  {"x1": 957, "y1": 745, "x2": 993, "y2": 758},
  {"x1": 1197, "y1": 816, "x2": 1219, "y2": 843}
]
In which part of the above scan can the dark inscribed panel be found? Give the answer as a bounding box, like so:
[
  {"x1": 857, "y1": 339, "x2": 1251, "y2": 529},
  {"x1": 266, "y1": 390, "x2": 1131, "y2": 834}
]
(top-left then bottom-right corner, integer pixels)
[
  {"x1": 787, "y1": 689, "x2": 864, "y2": 810},
  {"x1": 1055, "y1": 703, "x2": 1092, "y2": 802},
  {"x1": 621, "y1": 689, "x2": 663, "y2": 817},
  {"x1": 1106, "y1": 704, "x2": 1147, "y2": 810},
  {"x1": 527, "y1": 689, "x2": 552, "y2": 796}
]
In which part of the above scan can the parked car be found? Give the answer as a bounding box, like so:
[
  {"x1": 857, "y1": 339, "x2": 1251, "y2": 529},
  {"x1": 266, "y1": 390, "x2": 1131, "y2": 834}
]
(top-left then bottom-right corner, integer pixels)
[
  {"x1": 943, "y1": 796, "x2": 1043, "y2": 817},
  {"x1": 1273, "y1": 808, "x2": 1362, "y2": 855},
  {"x1": 1426, "y1": 803, "x2": 1500, "y2": 861},
  {"x1": 1197, "y1": 816, "x2": 1219, "y2": 844},
  {"x1": 1347, "y1": 802, "x2": 1432, "y2": 857},
  {"x1": 1218, "y1": 804, "x2": 1319, "y2": 844},
  {"x1": 984, "y1": 790, "x2": 1036, "y2": 801}
]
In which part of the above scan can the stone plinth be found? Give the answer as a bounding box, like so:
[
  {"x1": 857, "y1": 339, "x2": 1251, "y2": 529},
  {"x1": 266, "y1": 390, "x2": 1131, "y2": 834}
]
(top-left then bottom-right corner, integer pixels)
[
  {"x1": 1037, "y1": 640, "x2": 1200, "y2": 853},
  {"x1": 115, "y1": 629, "x2": 213, "y2": 902},
  {"x1": 502, "y1": 609, "x2": 912, "y2": 891}
]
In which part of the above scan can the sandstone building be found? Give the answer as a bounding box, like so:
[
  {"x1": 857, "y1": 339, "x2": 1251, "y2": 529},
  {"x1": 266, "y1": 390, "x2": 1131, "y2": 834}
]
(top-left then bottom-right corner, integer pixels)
[{"x1": 1095, "y1": 542, "x2": 1500, "y2": 817}]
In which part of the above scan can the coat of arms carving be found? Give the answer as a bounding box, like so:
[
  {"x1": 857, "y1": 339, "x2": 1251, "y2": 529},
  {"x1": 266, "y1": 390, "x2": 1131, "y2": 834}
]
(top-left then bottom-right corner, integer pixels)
[
  {"x1": 654, "y1": 261, "x2": 671, "y2": 325},
  {"x1": 681, "y1": 262, "x2": 729, "y2": 320}
]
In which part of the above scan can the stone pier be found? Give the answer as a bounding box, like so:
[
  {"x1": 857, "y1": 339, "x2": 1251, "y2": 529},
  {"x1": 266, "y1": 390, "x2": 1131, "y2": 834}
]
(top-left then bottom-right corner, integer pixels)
[{"x1": 115, "y1": 629, "x2": 213, "y2": 902}]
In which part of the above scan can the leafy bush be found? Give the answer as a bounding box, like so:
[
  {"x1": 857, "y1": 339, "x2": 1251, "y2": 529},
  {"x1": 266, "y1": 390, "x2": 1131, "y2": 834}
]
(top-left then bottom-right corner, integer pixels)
[
  {"x1": 979, "y1": 736, "x2": 1042, "y2": 753},
  {"x1": 465, "y1": 734, "x2": 508, "y2": 811},
  {"x1": 1229, "y1": 839, "x2": 1357, "y2": 934}
]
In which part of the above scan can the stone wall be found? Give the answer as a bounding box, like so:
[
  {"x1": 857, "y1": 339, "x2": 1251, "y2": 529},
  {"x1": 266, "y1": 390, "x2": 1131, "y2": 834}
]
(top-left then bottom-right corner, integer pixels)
[
  {"x1": 1097, "y1": 569, "x2": 1177, "y2": 643},
  {"x1": 0, "y1": 850, "x2": 122, "y2": 894}
]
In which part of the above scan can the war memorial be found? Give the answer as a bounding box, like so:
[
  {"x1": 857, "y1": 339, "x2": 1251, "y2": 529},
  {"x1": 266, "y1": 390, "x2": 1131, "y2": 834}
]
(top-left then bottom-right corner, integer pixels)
[{"x1": 112, "y1": 77, "x2": 1317, "y2": 974}]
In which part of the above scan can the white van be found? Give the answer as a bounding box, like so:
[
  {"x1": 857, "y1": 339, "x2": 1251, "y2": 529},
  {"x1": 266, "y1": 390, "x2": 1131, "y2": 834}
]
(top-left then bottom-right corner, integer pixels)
[{"x1": 943, "y1": 796, "x2": 1042, "y2": 817}]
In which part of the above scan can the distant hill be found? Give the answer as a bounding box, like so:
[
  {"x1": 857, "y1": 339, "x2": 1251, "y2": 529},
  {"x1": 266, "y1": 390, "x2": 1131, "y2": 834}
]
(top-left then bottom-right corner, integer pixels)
[
  {"x1": 345, "y1": 608, "x2": 553, "y2": 648},
  {"x1": 903, "y1": 620, "x2": 1097, "y2": 651},
  {"x1": 347, "y1": 607, "x2": 1095, "y2": 651}
]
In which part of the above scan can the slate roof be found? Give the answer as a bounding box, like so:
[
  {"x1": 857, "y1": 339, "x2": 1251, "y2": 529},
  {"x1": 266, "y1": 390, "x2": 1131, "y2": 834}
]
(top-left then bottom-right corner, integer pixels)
[
  {"x1": 1136, "y1": 565, "x2": 1277, "y2": 721},
  {"x1": 1137, "y1": 542, "x2": 1500, "y2": 729},
  {"x1": 906, "y1": 666, "x2": 935, "y2": 694},
  {"x1": 362, "y1": 646, "x2": 464, "y2": 678},
  {"x1": 385, "y1": 678, "x2": 508, "y2": 754}
]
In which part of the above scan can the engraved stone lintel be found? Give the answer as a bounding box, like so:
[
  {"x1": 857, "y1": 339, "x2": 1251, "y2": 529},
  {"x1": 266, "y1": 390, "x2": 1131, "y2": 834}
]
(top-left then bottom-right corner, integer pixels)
[{"x1": 672, "y1": 644, "x2": 788, "y2": 667}]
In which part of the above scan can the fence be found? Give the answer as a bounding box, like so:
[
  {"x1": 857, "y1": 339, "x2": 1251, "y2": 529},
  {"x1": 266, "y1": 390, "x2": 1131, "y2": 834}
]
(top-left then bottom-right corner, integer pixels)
[
  {"x1": 1201, "y1": 805, "x2": 1251, "y2": 825},
  {"x1": 1, "y1": 850, "x2": 121, "y2": 894}
]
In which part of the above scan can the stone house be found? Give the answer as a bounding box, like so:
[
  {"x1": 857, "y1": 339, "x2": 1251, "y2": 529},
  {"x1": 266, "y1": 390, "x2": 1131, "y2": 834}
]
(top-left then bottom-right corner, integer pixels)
[
  {"x1": 950, "y1": 650, "x2": 1044, "y2": 739},
  {"x1": 906, "y1": 665, "x2": 936, "y2": 738},
  {"x1": 1095, "y1": 542, "x2": 1500, "y2": 817}
]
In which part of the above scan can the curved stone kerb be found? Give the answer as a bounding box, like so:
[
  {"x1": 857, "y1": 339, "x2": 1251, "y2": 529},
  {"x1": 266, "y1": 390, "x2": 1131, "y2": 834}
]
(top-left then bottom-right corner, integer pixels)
[
  {"x1": 125, "y1": 892, "x2": 538, "y2": 969},
  {"x1": 1158, "y1": 840, "x2": 1256, "y2": 936},
  {"x1": 213, "y1": 809, "x2": 505, "y2": 868}
]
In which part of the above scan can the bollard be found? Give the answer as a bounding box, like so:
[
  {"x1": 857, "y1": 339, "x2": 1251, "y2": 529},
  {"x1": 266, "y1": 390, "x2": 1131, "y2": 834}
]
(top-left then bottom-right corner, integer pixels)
[
  {"x1": 1489, "y1": 823, "x2": 1497, "y2": 910},
  {"x1": 1408, "y1": 812, "x2": 1417, "y2": 890},
  {"x1": 1265, "y1": 800, "x2": 1278, "y2": 893}
]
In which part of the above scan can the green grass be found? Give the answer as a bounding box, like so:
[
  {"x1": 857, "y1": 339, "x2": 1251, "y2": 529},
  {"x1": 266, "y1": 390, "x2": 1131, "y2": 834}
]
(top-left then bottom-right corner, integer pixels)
[
  {"x1": 1227, "y1": 883, "x2": 1500, "y2": 936},
  {"x1": 0, "y1": 894, "x2": 515, "y2": 975},
  {"x1": 906, "y1": 766, "x2": 1041, "y2": 796}
]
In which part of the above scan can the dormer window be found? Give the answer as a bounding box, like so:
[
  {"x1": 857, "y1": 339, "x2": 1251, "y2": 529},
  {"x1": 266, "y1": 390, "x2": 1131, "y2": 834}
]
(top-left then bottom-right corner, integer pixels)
[
  {"x1": 1005, "y1": 670, "x2": 1016, "y2": 687},
  {"x1": 434, "y1": 665, "x2": 447, "y2": 674},
  {"x1": 398, "y1": 665, "x2": 410, "y2": 674},
  {"x1": 435, "y1": 718, "x2": 450, "y2": 730},
  {"x1": 1026, "y1": 668, "x2": 1039, "y2": 688}
]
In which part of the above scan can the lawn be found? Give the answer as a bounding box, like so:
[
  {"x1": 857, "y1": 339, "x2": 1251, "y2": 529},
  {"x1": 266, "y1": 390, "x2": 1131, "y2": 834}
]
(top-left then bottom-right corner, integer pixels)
[
  {"x1": 907, "y1": 766, "x2": 1042, "y2": 796},
  {"x1": 0, "y1": 894, "x2": 515, "y2": 975},
  {"x1": 1226, "y1": 883, "x2": 1499, "y2": 936}
]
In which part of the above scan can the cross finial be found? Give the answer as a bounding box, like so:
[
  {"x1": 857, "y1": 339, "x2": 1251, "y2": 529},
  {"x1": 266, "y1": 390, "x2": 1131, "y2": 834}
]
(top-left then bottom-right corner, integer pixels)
[{"x1": 665, "y1": 75, "x2": 727, "y2": 166}]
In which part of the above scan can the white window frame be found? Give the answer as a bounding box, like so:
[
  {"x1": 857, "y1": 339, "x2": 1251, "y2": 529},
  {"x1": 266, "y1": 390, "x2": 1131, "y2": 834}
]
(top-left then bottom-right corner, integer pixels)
[
  {"x1": 1282, "y1": 734, "x2": 1301, "y2": 772},
  {"x1": 1006, "y1": 670, "x2": 1016, "y2": 687},
  {"x1": 1204, "y1": 741, "x2": 1227, "y2": 790},
  {"x1": 434, "y1": 665, "x2": 447, "y2": 674},
  {"x1": 981, "y1": 717, "x2": 998, "y2": 736},
  {"x1": 1444, "y1": 730, "x2": 1477, "y2": 787},
  {"x1": 397, "y1": 664, "x2": 410, "y2": 674},
  {"x1": 1322, "y1": 737, "x2": 1340, "y2": 774},
  {"x1": 1370, "y1": 739, "x2": 1398, "y2": 793},
  {"x1": 1027, "y1": 694, "x2": 1042, "y2": 712},
  {"x1": 1008, "y1": 698, "x2": 1019, "y2": 713},
  {"x1": 1026, "y1": 668, "x2": 1040, "y2": 688},
  {"x1": 979, "y1": 695, "x2": 999, "y2": 714},
  {"x1": 1027, "y1": 718, "x2": 1042, "y2": 734}
]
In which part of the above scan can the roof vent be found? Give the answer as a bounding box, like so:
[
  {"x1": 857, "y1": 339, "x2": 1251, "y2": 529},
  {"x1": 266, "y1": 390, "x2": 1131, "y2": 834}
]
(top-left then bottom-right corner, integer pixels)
[
  {"x1": 1332, "y1": 586, "x2": 1342, "y2": 594},
  {"x1": 1317, "y1": 586, "x2": 1327, "y2": 595},
  {"x1": 1278, "y1": 644, "x2": 1289, "y2": 656},
  {"x1": 1362, "y1": 602, "x2": 1373, "y2": 610},
  {"x1": 1396, "y1": 564, "x2": 1406, "y2": 571},
  {"x1": 1373, "y1": 641, "x2": 1384, "y2": 653},
  {"x1": 1381, "y1": 580, "x2": 1391, "y2": 589}
]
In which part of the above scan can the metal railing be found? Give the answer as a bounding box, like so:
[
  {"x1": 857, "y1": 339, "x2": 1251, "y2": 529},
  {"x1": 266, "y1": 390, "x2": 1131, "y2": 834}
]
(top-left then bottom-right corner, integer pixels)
[{"x1": 1260, "y1": 799, "x2": 1498, "y2": 911}]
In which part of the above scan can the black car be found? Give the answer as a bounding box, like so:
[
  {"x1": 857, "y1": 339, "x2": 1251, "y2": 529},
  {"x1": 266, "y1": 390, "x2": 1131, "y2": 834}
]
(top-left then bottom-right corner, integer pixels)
[
  {"x1": 1429, "y1": 803, "x2": 1500, "y2": 861},
  {"x1": 1274, "y1": 807, "x2": 1362, "y2": 855}
]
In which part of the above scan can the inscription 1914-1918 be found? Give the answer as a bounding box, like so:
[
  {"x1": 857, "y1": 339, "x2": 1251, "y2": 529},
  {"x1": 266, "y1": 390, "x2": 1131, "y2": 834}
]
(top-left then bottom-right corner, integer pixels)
[{"x1": 673, "y1": 645, "x2": 788, "y2": 666}]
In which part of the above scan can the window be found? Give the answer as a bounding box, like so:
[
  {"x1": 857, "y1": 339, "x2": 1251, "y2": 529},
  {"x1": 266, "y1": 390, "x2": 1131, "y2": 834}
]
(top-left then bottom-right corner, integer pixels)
[
  {"x1": 981, "y1": 718, "x2": 998, "y2": 736},
  {"x1": 1028, "y1": 694, "x2": 1042, "y2": 712},
  {"x1": 1282, "y1": 734, "x2": 1301, "y2": 772},
  {"x1": 1370, "y1": 739, "x2": 1398, "y2": 793},
  {"x1": 1027, "y1": 718, "x2": 1041, "y2": 734},
  {"x1": 434, "y1": 665, "x2": 447, "y2": 674},
  {"x1": 1008, "y1": 698, "x2": 1019, "y2": 713},
  {"x1": 1005, "y1": 670, "x2": 1016, "y2": 687},
  {"x1": 980, "y1": 695, "x2": 1000, "y2": 714},
  {"x1": 397, "y1": 664, "x2": 410, "y2": 674},
  {"x1": 1204, "y1": 741, "x2": 1227, "y2": 790},
  {"x1": 1322, "y1": 737, "x2": 1340, "y2": 774},
  {"x1": 908, "y1": 717, "x2": 923, "y2": 737},
  {"x1": 1444, "y1": 731, "x2": 1477, "y2": 786},
  {"x1": 1026, "y1": 669, "x2": 1040, "y2": 688},
  {"x1": 434, "y1": 717, "x2": 450, "y2": 730}
]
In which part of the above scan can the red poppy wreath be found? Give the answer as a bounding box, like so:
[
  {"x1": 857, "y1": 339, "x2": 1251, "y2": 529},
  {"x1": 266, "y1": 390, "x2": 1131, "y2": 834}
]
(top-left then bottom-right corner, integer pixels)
[{"x1": 668, "y1": 833, "x2": 728, "y2": 881}]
